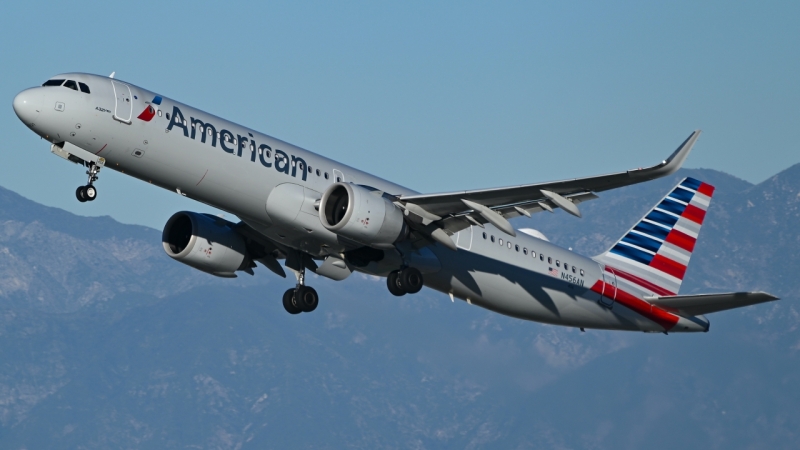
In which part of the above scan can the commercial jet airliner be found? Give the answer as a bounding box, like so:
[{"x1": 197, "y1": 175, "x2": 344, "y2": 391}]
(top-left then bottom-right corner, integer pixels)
[{"x1": 12, "y1": 73, "x2": 778, "y2": 333}]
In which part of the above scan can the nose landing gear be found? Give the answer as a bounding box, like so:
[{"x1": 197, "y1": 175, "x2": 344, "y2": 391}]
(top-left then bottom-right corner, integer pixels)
[
  {"x1": 76, "y1": 185, "x2": 97, "y2": 202},
  {"x1": 75, "y1": 162, "x2": 101, "y2": 203}
]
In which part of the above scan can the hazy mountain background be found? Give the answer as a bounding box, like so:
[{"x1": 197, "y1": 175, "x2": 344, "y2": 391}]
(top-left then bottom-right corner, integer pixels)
[{"x1": 0, "y1": 166, "x2": 798, "y2": 449}]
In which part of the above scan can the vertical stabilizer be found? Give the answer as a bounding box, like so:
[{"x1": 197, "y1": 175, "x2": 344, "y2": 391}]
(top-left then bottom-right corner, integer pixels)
[{"x1": 594, "y1": 177, "x2": 714, "y2": 296}]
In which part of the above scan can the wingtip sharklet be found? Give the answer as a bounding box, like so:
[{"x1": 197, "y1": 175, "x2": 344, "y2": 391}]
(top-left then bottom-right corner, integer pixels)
[
  {"x1": 663, "y1": 129, "x2": 701, "y2": 171},
  {"x1": 630, "y1": 130, "x2": 702, "y2": 180}
]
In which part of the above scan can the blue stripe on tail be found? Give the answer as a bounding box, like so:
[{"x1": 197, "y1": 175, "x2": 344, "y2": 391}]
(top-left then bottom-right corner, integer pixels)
[
  {"x1": 610, "y1": 243, "x2": 655, "y2": 265},
  {"x1": 621, "y1": 232, "x2": 662, "y2": 253}
]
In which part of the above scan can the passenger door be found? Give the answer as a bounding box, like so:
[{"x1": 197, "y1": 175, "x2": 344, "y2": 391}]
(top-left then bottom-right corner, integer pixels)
[{"x1": 111, "y1": 80, "x2": 133, "y2": 123}]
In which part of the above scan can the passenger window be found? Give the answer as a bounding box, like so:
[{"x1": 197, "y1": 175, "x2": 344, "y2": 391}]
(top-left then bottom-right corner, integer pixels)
[
  {"x1": 490, "y1": 235, "x2": 495, "y2": 243},
  {"x1": 42, "y1": 79, "x2": 65, "y2": 86},
  {"x1": 531, "y1": 251, "x2": 536, "y2": 258},
  {"x1": 507, "y1": 242, "x2": 511, "y2": 249},
  {"x1": 336, "y1": 176, "x2": 341, "y2": 182},
  {"x1": 539, "y1": 254, "x2": 544, "y2": 261},
  {"x1": 556, "y1": 260, "x2": 560, "y2": 267},
  {"x1": 572, "y1": 266, "x2": 576, "y2": 274},
  {"x1": 564, "y1": 263, "x2": 569, "y2": 271},
  {"x1": 499, "y1": 238, "x2": 503, "y2": 246},
  {"x1": 157, "y1": 110, "x2": 162, "y2": 117},
  {"x1": 483, "y1": 232, "x2": 487, "y2": 239},
  {"x1": 78, "y1": 82, "x2": 91, "y2": 94},
  {"x1": 307, "y1": 165, "x2": 312, "y2": 173},
  {"x1": 63, "y1": 80, "x2": 78, "y2": 91},
  {"x1": 324, "y1": 172, "x2": 329, "y2": 179},
  {"x1": 523, "y1": 248, "x2": 528, "y2": 255},
  {"x1": 316, "y1": 169, "x2": 321, "y2": 176},
  {"x1": 580, "y1": 269, "x2": 584, "y2": 276},
  {"x1": 548, "y1": 257, "x2": 552, "y2": 264},
  {"x1": 166, "y1": 113, "x2": 171, "y2": 120}
]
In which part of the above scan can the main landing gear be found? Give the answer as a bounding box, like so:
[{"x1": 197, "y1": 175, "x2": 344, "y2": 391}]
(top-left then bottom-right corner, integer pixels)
[
  {"x1": 282, "y1": 269, "x2": 319, "y2": 314},
  {"x1": 75, "y1": 162, "x2": 101, "y2": 203},
  {"x1": 387, "y1": 267, "x2": 423, "y2": 296}
]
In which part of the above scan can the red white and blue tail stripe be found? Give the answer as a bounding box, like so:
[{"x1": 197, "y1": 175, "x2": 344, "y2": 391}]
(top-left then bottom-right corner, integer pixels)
[{"x1": 594, "y1": 177, "x2": 714, "y2": 296}]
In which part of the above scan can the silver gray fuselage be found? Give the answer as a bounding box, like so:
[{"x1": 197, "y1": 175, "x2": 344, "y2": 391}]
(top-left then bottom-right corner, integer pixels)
[{"x1": 12, "y1": 73, "x2": 707, "y2": 332}]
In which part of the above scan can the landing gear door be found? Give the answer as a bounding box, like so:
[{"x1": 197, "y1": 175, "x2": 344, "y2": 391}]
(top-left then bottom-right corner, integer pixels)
[
  {"x1": 112, "y1": 81, "x2": 133, "y2": 124},
  {"x1": 600, "y1": 266, "x2": 616, "y2": 307}
]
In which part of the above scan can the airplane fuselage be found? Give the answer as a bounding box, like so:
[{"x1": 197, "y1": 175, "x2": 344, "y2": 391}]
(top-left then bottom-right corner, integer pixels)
[{"x1": 12, "y1": 73, "x2": 709, "y2": 333}]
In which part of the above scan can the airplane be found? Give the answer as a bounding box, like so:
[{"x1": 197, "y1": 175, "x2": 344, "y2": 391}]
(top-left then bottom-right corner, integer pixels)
[{"x1": 11, "y1": 73, "x2": 779, "y2": 333}]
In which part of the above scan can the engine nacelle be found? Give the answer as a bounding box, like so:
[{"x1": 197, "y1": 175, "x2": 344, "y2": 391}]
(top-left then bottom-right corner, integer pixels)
[
  {"x1": 319, "y1": 183, "x2": 407, "y2": 247},
  {"x1": 162, "y1": 211, "x2": 250, "y2": 277}
]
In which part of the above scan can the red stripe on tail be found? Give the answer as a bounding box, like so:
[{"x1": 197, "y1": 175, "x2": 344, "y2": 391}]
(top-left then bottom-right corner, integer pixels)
[
  {"x1": 698, "y1": 182, "x2": 715, "y2": 197},
  {"x1": 607, "y1": 266, "x2": 675, "y2": 296},
  {"x1": 589, "y1": 280, "x2": 678, "y2": 330},
  {"x1": 664, "y1": 229, "x2": 696, "y2": 252},
  {"x1": 649, "y1": 254, "x2": 687, "y2": 280},
  {"x1": 681, "y1": 204, "x2": 706, "y2": 224}
]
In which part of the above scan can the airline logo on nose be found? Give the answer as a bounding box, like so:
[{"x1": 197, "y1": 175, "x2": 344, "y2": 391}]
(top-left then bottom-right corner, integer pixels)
[{"x1": 137, "y1": 95, "x2": 163, "y2": 122}]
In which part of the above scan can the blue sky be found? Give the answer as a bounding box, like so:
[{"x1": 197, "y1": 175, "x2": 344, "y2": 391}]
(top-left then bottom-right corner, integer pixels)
[{"x1": 2, "y1": 1, "x2": 798, "y2": 229}]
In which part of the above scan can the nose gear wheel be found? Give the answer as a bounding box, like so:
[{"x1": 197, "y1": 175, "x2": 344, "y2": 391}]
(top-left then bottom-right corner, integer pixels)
[{"x1": 75, "y1": 162, "x2": 101, "y2": 203}]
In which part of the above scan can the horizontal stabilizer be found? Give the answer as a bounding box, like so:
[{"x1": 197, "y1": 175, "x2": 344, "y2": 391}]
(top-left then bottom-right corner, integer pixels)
[{"x1": 648, "y1": 291, "x2": 779, "y2": 316}]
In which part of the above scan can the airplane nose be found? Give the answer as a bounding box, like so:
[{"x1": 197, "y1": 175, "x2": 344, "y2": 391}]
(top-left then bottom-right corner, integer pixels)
[{"x1": 13, "y1": 88, "x2": 43, "y2": 126}]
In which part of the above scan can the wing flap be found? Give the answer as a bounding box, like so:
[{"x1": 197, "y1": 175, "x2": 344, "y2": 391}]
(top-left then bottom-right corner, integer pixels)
[{"x1": 648, "y1": 291, "x2": 779, "y2": 316}]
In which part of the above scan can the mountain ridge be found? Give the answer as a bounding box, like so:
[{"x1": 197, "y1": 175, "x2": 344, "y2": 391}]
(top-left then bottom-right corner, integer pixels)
[{"x1": 0, "y1": 165, "x2": 798, "y2": 449}]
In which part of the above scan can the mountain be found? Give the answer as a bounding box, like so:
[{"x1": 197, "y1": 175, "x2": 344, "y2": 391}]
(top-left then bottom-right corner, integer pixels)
[{"x1": 0, "y1": 167, "x2": 798, "y2": 449}]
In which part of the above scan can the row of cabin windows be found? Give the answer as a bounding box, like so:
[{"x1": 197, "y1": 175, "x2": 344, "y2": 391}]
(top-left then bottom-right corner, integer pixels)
[
  {"x1": 42, "y1": 79, "x2": 91, "y2": 94},
  {"x1": 481, "y1": 231, "x2": 585, "y2": 276},
  {"x1": 156, "y1": 112, "x2": 336, "y2": 181}
]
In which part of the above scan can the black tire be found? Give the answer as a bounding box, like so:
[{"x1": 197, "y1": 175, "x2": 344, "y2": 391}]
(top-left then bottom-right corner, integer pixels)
[
  {"x1": 295, "y1": 286, "x2": 319, "y2": 313},
  {"x1": 76, "y1": 186, "x2": 87, "y2": 202},
  {"x1": 84, "y1": 185, "x2": 97, "y2": 201},
  {"x1": 387, "y1": 271, "x2": 405, "y2": 296},
  {"x1": 398, "y1": 267, "x2": 423, "y2": 294},
  {"x1": 283, "y1": 288, "x2": 302, "y2": 315}
]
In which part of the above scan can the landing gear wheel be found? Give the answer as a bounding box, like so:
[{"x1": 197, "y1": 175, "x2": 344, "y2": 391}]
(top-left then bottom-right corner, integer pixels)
[
  {"x1": 295, "y1": 286, "x2": 319, "y2": 312},
  {"x1": 84, "y1": 185, "x2": 97, "y2": 201},
  {"x1": 398, "y1": 267, "x2": 424, "y2": 294},
  {"x1": 283, "y1": 288, "x2": 302, "y2": 314},
  {"x1": 76, "y1": 186, "x2": 87, "y2": 202},
  {"x1": 387, "y1": 271, "x2": 406, "y2": 297}
]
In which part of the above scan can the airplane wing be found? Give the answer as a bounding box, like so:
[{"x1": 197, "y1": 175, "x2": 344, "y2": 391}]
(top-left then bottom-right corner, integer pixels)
[
  {"x1": 396, "y1": 131, "x2": 701, "y2": 247},
  {"x1": 648, "y1": 291, "x2": 779, "y2": 316}
]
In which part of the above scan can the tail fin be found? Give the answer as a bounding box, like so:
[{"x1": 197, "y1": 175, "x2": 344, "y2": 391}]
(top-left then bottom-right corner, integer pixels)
[{"x1": 594, "y1": 177, "x2": 715, "y2": 296}]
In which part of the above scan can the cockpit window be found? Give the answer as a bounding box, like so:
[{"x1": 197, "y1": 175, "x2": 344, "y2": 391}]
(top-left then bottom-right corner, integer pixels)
[
  {"x1": 78, "y1": 82, "x2": 91, "y2": 94},
  {"x1": 63, "y1": 80, "x2": 79, "y2": 91},
  {"x1": 42, "y1": 79, "x2": 65, "y2": 87}
]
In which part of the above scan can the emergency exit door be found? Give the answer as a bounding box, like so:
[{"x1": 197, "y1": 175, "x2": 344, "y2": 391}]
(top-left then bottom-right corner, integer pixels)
[{"x1": 599, "y1": 267, "x2": 617, "y2": 307}]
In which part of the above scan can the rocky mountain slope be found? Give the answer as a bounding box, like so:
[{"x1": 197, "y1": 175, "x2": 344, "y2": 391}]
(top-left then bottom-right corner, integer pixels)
[{"x1": 0, "y1": 166, "x2": 798, "y2": 449}]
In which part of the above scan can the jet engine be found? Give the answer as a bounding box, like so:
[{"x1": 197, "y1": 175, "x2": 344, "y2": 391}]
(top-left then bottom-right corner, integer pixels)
[
  {"x1": 319, "y1": 182, "x2": 408, "y2": 247},
  {"x1": 162, "y1": 211, "x2": 251, "y2": 277}
]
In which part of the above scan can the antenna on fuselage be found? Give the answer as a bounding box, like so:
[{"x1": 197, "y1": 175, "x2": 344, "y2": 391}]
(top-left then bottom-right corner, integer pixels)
[{"x1": 109, "y1": 71, "x2": 115, "y2": 79}]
